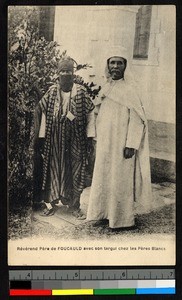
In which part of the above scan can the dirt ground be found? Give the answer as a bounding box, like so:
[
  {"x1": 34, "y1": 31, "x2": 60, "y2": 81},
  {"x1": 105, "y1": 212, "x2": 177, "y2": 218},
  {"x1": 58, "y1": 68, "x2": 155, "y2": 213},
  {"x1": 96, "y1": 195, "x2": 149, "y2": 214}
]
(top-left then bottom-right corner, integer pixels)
[{"x1": 9, "y1": 182, "x2": 175, "y2": 241}]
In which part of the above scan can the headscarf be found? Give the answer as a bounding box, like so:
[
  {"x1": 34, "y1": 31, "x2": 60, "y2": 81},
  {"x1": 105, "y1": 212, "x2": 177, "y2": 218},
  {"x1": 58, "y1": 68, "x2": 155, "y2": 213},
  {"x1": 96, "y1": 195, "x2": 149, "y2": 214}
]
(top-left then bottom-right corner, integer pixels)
[
  {"x1": 58, "y1": 57, "x2": 74, "y2": 73},
  {"x1": 104, "y1": 46, "x2": 136, "y2": 85},
  {"x1": 57, "y1": 56, "x2": 75, "y2": 92}
]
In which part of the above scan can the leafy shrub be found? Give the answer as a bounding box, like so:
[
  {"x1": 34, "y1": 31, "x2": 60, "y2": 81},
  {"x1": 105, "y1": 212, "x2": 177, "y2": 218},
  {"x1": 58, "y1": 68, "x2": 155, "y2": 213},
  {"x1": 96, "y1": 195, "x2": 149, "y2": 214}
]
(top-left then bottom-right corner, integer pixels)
[{"x1": 8, "y1": 7, "x2": 62, "y2": 208}]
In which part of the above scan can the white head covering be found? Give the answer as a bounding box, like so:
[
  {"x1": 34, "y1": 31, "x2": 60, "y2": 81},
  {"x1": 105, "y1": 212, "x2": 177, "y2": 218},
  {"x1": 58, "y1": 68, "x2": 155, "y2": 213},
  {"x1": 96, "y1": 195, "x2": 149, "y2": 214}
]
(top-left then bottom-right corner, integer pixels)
[{"x1": 103, "y1": 46, "x2": 136, "y2": 86}]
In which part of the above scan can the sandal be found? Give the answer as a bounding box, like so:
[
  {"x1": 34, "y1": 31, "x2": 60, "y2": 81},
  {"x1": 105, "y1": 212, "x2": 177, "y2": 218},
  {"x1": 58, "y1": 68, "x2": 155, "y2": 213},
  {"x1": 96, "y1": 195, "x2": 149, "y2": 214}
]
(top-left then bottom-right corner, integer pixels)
[
  {"x1": 111, "y1": 225, "x2": 138, "y2": 232},
  {"x1": 39, "y1": 207, "x2": 55, "y2": 217},
  {"x1": 92, "y1": 219, "x2": 109, "y2": 227},
  {"x1": 72, "y1": 209, "x2": 86, "y2": 220}
]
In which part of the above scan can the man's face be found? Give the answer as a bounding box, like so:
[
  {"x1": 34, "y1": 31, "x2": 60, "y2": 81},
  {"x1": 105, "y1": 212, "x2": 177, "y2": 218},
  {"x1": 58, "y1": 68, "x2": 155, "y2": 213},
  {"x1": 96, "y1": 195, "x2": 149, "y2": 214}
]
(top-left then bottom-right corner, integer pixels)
[
  {"x1": 108, "y1": 56, "x2": 126, "y2": 80},
  {"x1": 59, "y1": 68, "x2": 74, "y2": 92}
]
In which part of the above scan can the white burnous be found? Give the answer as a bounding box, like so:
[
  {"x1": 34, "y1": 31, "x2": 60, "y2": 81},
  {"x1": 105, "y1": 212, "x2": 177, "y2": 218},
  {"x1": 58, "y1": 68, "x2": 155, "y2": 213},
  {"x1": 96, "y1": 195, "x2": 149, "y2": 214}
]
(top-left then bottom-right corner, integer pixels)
[{"x1": 87, "y1": 47, "x2": 152, "y2": 229}]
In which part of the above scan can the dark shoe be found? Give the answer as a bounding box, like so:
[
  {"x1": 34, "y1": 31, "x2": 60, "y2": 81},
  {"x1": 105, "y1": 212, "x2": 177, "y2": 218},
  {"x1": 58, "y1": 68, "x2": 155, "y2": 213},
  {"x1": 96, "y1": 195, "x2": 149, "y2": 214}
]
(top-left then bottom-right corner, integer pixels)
[
  {"x1": 39, "y1": 207, "x2": 55, "y2": 217},
  {"x1": 72, "y1": 209, "x2": 86, "y2": 220},
  {"x1": 111, "y1": 225, "x2": 138, "y2": 232},
  {"x1": 92, "y1": 219, "x2": 109, "y2": 227}
]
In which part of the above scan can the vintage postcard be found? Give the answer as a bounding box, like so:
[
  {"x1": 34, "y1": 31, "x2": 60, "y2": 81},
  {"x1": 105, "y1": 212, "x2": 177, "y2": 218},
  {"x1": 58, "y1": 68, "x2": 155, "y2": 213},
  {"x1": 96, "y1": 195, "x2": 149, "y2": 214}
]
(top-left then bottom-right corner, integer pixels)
[{"x1": 8, "y1": 5, "x2": 175, "y2": 266}]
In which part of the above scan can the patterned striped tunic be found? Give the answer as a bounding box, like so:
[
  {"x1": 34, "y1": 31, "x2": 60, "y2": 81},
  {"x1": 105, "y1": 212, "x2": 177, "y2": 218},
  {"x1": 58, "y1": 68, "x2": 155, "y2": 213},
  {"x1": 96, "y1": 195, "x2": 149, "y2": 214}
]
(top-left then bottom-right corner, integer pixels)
[{"x1": 38, "y1": 84, "x2": 94, "y2": 206}]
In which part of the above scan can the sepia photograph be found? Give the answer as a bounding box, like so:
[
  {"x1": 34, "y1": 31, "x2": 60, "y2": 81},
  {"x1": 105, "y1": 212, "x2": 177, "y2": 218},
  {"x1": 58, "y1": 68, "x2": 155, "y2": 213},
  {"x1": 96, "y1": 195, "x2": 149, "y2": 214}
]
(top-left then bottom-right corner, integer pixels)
[{"x1": 8, "y1": 5, "x2": 175, "y2": 266}]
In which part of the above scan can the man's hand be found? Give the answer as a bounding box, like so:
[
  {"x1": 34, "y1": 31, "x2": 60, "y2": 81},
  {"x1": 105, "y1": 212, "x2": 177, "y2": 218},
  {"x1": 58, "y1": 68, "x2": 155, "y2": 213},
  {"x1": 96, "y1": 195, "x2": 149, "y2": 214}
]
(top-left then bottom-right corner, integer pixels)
[{"x1": 124, "y1": 147, "x2": 135, "y2": 159}]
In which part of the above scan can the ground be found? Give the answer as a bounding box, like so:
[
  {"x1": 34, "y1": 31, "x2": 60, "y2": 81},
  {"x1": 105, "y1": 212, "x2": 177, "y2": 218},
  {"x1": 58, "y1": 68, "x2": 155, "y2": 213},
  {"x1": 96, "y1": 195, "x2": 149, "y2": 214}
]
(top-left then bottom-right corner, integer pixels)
[{"x1": 9, "y1": 182, "x2": 175, "y2": 241}]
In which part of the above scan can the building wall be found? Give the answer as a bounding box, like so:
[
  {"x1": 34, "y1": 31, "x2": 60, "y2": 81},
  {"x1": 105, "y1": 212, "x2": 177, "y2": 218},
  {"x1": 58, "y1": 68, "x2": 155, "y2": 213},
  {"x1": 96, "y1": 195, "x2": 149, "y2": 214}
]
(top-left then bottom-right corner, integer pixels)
[
  {"x1": 54, "y1": 6, "x2": 139, "y2": 82},
  {"x1": 131, "y1": 5, "x2": 175, "y2": 180},
  {"x1": 54, "y1": 5, "x2": 175, "y2": 121},
  {"x1": 54, "y1": 5, "x2": 175, "y2": 181},
  {"x1": 132, "y1": 5, "x2": 175, "y2": 124}
]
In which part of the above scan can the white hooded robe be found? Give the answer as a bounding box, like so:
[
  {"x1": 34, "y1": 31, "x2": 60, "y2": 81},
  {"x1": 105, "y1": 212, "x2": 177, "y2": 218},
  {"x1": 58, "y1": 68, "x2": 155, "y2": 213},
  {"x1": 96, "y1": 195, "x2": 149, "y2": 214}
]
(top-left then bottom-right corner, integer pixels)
[{"x1": 86, "y1": 76, "x2": 152, "y2": 228}]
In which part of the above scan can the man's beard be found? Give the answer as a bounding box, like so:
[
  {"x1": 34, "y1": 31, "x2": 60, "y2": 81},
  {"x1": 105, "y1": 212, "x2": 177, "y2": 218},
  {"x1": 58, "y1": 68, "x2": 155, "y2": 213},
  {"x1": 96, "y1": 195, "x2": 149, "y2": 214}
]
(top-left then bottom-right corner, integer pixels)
[
  {"x1": 59, "y1": 75, "x2": 74, "y2": 92},
  {"x1": 109, "y1": 69, "x2": 124, "y2": 80}
]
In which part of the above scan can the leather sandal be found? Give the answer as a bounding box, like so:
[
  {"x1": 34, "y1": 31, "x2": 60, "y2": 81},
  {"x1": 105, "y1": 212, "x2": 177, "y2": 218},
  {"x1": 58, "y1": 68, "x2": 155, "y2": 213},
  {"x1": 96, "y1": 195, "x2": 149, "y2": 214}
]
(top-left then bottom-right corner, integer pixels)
[
  {"x1": 92, "y1": 219, "x2": 109, "y2": 227},
  {"x1": 72, "y1": 209, "x2": 86, "y2": 220},
  {"x1": 39, "y1": 207, "x2": 55, "y2": 217}
]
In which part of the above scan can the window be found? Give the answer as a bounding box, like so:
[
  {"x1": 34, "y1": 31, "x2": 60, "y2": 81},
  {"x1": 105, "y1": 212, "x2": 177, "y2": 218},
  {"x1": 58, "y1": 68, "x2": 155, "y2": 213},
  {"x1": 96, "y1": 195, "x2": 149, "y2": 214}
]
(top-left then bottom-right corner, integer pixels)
[
  {"x1": 39, "y1": 7, "x2": 55, "y2": 41},
  {"x1": 133, "y1": 5, "x2": 152, "y2": 60}
]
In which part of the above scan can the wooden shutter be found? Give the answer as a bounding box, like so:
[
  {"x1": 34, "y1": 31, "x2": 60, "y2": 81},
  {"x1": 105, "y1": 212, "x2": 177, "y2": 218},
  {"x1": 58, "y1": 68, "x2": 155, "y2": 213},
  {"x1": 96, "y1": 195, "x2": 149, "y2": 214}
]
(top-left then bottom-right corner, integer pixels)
[
  {"x1": 133, "y1": 5, "x2": 152, "y2": 59},
  {"x1": 39, "y1": 7, "x2": 55, "y2": 41}
]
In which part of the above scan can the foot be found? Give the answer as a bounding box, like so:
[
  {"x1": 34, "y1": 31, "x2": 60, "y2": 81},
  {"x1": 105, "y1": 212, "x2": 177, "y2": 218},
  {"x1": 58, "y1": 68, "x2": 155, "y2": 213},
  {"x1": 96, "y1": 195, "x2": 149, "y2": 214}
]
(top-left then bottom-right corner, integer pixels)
[
  {"x1": 52, "y1": 200, "x2": 63, "y2": 208},
  {"x1": 92, "y1": 219, "x2": 109, "y2": 227},
  {"x1": 72, "y1": 209, "x2": 86, "y2": 220},
  {"x1": 111, "y1": 225, "x2": 137, "y2": 232},
  {"x1": 39, "y1": 207, "x2": 55, "y2": 217}
]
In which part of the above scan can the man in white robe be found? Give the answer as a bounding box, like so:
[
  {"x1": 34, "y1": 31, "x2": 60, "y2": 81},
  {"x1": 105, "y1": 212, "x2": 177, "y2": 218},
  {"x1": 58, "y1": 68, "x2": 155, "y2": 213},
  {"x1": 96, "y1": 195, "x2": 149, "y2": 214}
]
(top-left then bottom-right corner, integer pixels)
[{"x1": 86, "y1": 48, "x2": 152, "y2": 229}]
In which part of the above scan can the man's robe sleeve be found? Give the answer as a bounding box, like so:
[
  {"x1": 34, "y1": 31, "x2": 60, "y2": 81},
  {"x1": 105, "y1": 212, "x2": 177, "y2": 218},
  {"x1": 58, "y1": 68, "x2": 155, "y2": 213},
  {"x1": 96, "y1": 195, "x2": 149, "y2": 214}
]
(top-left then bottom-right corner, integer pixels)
[
  {"x1": 38, "y1": 113, "x2": 46, "y2": 138},
  {"x1": 126, "y1": 108, "x2": 144, "y2": 150},
  {"x1": 35, "y1": 90, "x2": 50, "y2": 138},
  {"x1": 38, "y1": 89, "x2": 50, "y2": 114}
]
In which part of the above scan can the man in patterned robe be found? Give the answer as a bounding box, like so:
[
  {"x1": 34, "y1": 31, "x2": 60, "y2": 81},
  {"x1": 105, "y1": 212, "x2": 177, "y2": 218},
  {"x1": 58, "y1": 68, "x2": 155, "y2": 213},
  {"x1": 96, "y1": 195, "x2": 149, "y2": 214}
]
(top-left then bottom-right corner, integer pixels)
[{"x1": 34, "y1": 57, "x2": 95, "y2": 219}]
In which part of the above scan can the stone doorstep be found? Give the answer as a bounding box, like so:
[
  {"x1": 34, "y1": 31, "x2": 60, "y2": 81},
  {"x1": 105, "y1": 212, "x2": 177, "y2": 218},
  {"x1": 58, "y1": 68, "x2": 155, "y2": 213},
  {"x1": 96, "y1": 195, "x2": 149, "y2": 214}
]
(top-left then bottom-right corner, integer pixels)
[
  {"x1": 151, "y1": 189, "x2": 175, "y2": 212},
  {"x1": 152, "y1": 185, "x2": 175, "y2": 196},
  {"x1": 150, "y1": 157, "x2": 175, "y2": 183},
  {"x1": 150, "y1": 153, "x2": 175, "y2": 163},
  {"x1": 152, "y1": 183, "x2": 173, "y2": 190}
]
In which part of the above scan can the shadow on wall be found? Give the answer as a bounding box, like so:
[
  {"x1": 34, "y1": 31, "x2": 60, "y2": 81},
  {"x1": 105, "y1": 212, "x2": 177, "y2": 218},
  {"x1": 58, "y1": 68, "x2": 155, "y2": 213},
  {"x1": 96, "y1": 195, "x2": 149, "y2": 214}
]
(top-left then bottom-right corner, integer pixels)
[
  {"x1": 150, "y1": 157, "x2": 175, "y2": 183},
  {"x1": 148, "y1": 120, "x2": 175, "y2": 183}
]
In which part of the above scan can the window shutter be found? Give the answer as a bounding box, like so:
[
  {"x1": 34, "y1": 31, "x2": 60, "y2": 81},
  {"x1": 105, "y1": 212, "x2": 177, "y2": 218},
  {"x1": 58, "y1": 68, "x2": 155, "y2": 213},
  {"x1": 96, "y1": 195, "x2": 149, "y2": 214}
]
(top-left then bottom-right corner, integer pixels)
[{"x1": 133, "y1": 5, "x2": 152, "y2": 59}]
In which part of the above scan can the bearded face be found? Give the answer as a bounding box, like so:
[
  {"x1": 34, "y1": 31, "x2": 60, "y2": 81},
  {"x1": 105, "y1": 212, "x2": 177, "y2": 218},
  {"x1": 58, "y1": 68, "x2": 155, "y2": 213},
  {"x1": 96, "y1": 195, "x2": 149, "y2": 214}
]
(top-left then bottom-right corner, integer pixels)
[{"x1": 108, "y1": 56, "x2": 127, "y2": 80}]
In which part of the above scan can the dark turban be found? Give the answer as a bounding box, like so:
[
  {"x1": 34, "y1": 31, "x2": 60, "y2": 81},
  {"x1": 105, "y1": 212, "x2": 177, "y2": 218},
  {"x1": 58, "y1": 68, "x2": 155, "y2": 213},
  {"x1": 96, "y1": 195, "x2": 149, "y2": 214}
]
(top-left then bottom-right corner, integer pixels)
[{"x1": 58, "y1": 58, "x2": 74, "y2": 73}]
